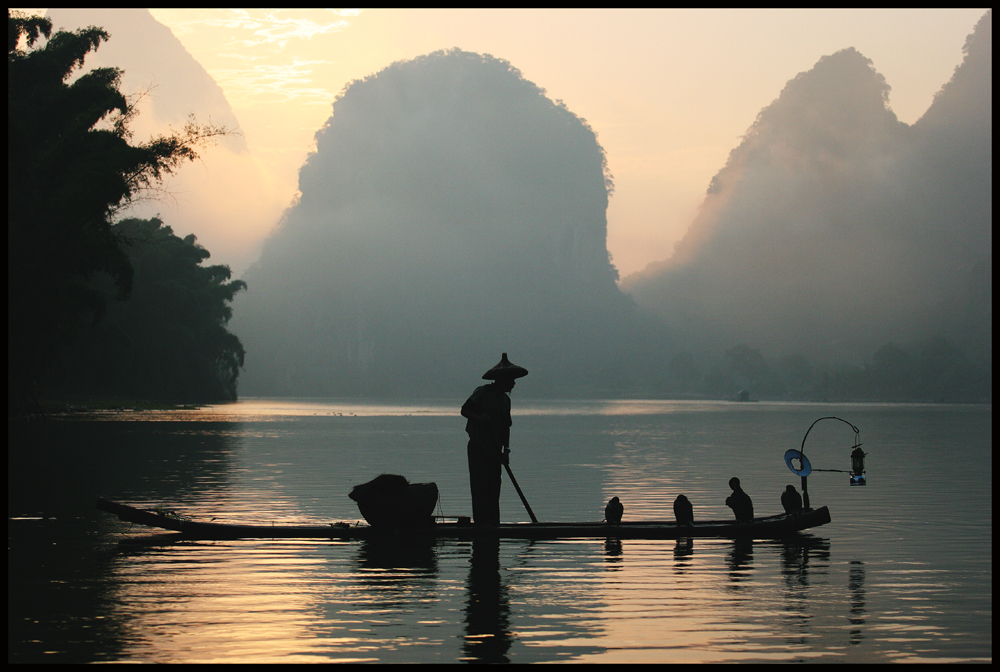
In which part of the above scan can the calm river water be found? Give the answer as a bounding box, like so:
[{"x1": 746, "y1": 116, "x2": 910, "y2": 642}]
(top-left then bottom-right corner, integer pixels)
[{"x1": 8, "y1": 399, "x2": 992, "y2": 663}]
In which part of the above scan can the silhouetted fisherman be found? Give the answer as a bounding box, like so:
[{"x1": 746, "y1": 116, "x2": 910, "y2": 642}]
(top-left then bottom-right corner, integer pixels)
[
  {"x1": 725, "y1": 477, "x2": 754, "y2": 523},
  {"x1": 461, "y1": 353, "x2": 528, "y2": 526},
  {"x1": 673, "y1": 494, "x2": 694, "y2": 527},
  {"x1": 781, "y1": 484, "x2": 803, "y2": 515},
  {"x1": 605, "y1": 496, "x2": 623, "y2": 525}
]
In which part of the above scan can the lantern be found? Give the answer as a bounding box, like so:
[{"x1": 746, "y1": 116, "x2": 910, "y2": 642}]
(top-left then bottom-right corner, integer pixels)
[{"x1": 850, "y1": 445, "x2": 867, "y2": 486}]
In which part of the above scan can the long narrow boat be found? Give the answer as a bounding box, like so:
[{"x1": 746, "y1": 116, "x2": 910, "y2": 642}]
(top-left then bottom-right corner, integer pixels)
[{"x1": 96, "y1": 497, "x2": 831, "y2": 541}]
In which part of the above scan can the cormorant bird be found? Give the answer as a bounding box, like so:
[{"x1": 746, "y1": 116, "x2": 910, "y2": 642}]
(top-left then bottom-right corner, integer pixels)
[
  {"x1": 725, "y1": 477, "x2": 754, "y2": 523},
  {"x1": 605, "y1": 496, "x2": 623, "y2": 525},
  {"x1": 673, "y1": 494, "x2": 694, "y2": 526},
  {"x1": 781, "y1": 484, "x2": 803, "y2": 514}
]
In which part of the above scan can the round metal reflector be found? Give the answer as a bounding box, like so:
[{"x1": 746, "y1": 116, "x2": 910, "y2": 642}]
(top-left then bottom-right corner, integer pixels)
[{"x1": 784, "y1": 449, "x2": 812, "y2": 477}]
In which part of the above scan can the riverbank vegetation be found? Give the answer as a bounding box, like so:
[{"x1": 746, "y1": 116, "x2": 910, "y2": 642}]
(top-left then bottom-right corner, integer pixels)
[
  {"x1": 8, "y1": 10, "x2": 244, "y2": 414},
  {"x1": 45, "y1": 218, "x2": 246, "y2": 404}
]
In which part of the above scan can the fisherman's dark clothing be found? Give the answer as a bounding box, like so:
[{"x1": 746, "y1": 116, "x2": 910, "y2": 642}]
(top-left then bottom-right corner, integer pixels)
[
  {"x1": 462, "y1": 383, "x2": 512, "y2": 526},
  {"x1": 726, "y1": 488, "x2": 754, "y2": 523}
]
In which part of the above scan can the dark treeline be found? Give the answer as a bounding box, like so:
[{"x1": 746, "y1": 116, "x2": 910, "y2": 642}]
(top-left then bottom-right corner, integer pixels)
[
  {"x1": 7, "y1": 11, "x2": 244, "y2": 413},
  {"x1": 48, "y1": 218, "x2": 246, "y2": 402},
  {"x1": 650, "y1": 337, "x2": 991, "y2": 403}
]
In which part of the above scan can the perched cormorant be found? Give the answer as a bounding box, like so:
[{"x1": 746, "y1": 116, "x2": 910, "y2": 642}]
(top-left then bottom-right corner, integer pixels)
[
  {"x1": 673, "y1": 494, "x2": 694, "y2": 527},
  {"x1": 781, "y1": 484, "x2": 803, "y2": 514},
  {"x1": 725, "y1": 477, "x2": 754, "y2": 523},
  {"x1": 605, "y1": 496, "x2": 623, "y2": 525}
]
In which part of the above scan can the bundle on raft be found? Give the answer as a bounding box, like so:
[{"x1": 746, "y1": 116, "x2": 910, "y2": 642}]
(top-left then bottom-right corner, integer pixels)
[{"x1": 348, "y1": 474, "x2": 439, "y2": 528}]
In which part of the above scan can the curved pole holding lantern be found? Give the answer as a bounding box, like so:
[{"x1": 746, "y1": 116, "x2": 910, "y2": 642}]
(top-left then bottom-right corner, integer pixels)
[
  {"x1": 791, "y1": 416, "x2": 866, "y2": 509},
  {"x1": 800, "y1": 416, "x2": 860, "y2": 454}
]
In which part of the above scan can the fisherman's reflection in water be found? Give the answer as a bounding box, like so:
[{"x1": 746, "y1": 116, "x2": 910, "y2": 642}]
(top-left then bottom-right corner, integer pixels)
[
  {"x1": 726, "y1": 538, "x2": 755, "y2": 589},
  {"x1": 776, "y1": 535, "x2": 831, "y2": 641},
  {"x1": 778, "y1": 534, "x2": 830, "y2": 590},
  {"x1": 462, "y1": 537, "x2": 512, "y2": 664}
]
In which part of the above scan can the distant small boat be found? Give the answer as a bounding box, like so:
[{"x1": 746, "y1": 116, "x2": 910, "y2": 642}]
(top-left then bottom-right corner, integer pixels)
[{"x1": 96, "y1": 498, "x2": 831, "y2": 541}]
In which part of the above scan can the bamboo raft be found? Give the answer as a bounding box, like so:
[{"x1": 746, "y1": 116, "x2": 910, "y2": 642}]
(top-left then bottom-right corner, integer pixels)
[{"x1": 96, "y1": 498, "x2": 831, "y2": 541}]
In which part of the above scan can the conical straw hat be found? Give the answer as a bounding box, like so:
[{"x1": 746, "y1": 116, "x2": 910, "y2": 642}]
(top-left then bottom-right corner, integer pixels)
[{"x1": 482, "y1": 353, "x2": 528, "y2": 380}]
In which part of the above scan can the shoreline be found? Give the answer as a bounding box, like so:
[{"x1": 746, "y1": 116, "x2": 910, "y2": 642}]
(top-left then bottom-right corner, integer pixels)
[{"x1": 35, "y1": 398, "x2": 204, "y2": 415}]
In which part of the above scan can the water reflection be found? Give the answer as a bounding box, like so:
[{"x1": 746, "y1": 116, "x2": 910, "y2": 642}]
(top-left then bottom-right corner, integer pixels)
[
  {"x1": 778, "y1": 535, "x2": 831, "y2": 588},
  {"x1": 847, "y1": 560, "x2": 866, "y2": 646},
  {"x1": 8, "y1": 516, "x2": 134, "y2": 663},
  {"x1": 603, "y1": 537, "x2": 624, "y2": 567},
  {"x1": 9, "y1": 403, "x2": 992, "y2": 662},
  {"x1": 776, "y1": 535, "x2": 832, "y2": 646},
  {"x1": 673, "y1": 537, "x2": 694, "y2": 573},
  {"x1": 7, "y1": 419, "x2": 243, "y2": 663},
  {"x1": 462, "y1": 537, "x2": 512, "y2": 664},
  {"x1": 355, "y1": 536, "x2": 439, "y2": 573},
  {"x1": 726, "y1": 538, "x2": 755, "y2": 589}
]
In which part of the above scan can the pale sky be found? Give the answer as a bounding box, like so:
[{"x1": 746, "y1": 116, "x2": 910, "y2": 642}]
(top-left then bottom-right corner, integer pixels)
[{"x1": 23, "y1": 9, "x2": 989, "y2": 278}]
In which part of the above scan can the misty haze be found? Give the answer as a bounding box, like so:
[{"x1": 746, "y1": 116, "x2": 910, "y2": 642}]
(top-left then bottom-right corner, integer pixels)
[
  {"x1": 623, "y1": 20, "x2": 991, "y2": 370},
  {"x1": 236, "y1": 16, "x2": 990, "y2": 402},
  {"x1": 9, "y1": 10, "x2": 993, "y2": 665},
  {"x1": 28, "y1": 9, "x2": 990, "y2": 403}
]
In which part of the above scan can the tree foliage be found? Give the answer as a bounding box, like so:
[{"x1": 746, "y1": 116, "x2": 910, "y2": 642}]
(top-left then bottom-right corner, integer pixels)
[
  {"x1": 8, "y1": 11, "x2": 232, "y2": 409},
  {"x1": 52, "y1": 218, "x2": 246, "y2": 402}
]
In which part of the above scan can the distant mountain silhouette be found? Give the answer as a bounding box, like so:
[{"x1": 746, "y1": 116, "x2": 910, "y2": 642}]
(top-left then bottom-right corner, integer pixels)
[
  {"x1": 622, "y1": 11, "x2": 991, "y2": 364},
  {"x1": 234, "y1": 49, "x2": 655, "y2": 397},
  {"x1": 45, "y1": 9, "x2": 279, "y2": 275},
  {"x1": 46, "y1": 8, "x2": 245, "y2": 152}
]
